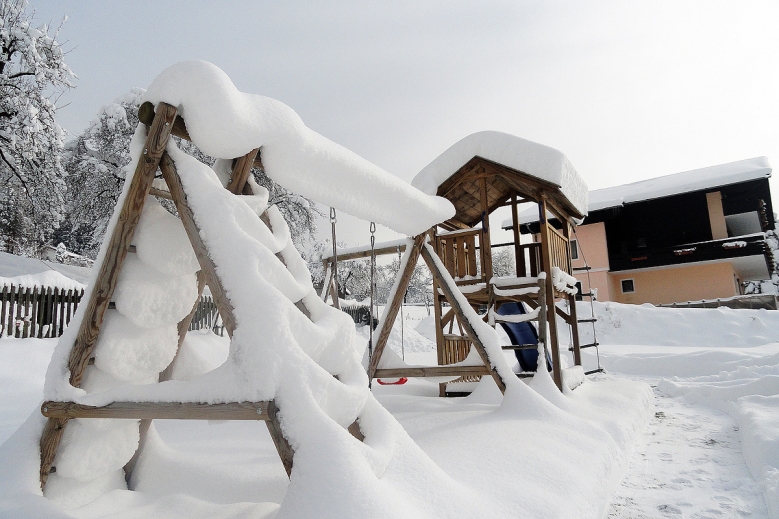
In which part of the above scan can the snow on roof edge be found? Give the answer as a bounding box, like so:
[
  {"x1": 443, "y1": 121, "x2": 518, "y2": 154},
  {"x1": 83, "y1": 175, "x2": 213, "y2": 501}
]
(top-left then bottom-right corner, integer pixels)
[{"x1": 503, "y1": 157, "x2": 772, "y2": 228}]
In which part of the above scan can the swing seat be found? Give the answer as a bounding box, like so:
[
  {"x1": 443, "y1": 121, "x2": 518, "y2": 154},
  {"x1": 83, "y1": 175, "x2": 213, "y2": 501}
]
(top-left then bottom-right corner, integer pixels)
[{"x1": 377, "y1": 377, "x2": 408, "y2": 385}]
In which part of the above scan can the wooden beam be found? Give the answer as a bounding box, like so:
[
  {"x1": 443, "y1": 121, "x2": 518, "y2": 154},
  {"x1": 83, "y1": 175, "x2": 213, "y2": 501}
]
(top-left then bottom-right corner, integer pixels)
[
  {"x1": 420, "y1": 244, "x2": 507, "y2": 394},
  {"x1": 374, "y1": 365, "x2": 490, "y2": 378},
  {"x1": 149, "y1": 187, "x2": 173, "y2": 200},
  {"x1": 39, "y1": 102, "x2": 178, "y2": 489},
  {"x1": 42, "y1": 401, "x2": 270, "y2": 421},
  {"x1": 511, "y1": 194, "x2": 523, "y2": 277},
  {"x1": 538, "y1": 198, "x2": 562, "y2": 390},
  {"x1": 265, "y1": 401, "x2": 294, "y2": 477},
  {"x1": 324, "y1": 243, "x2": 407, "y2": 262},
  {"x1": 138, "y1": 102, "x2": 266, "y2": 171},
  {"x1": 367, "y1": 234, "x2": 426, "y2": 379},
  {"x1": 158, "y1": 151, "x2": 238, "y2": 336},
  {"x1": 226, "y1": 148, "x2": 260, "y2": 194}
]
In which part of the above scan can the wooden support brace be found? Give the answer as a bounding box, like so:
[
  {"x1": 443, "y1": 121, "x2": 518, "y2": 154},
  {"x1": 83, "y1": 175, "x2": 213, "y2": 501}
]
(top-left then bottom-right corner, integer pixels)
[
  {"x1": 367, "y1": 234, "x2": 426, "y2": 379},
  {"x1": 159, "y1": 151, "x2": 238, "y2": 336},
  {"x1": 420, "y1": 244, "x2": 507, "y2": 394},
  {"x1": 39, "y1": 102, "x2": 178, "y2": 489}
]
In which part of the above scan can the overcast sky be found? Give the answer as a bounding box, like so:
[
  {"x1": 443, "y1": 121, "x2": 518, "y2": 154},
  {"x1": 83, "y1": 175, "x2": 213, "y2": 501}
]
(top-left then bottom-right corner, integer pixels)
[{"x1": 34, "y1": 0, "x2": 779, "y2": 246}]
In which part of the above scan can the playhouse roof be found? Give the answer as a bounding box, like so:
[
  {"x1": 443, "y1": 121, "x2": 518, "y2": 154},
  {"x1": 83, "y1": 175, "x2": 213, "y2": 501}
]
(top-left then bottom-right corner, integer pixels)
[{"x1": 411, "y1": 131, "x2": 589, "y2": 225}]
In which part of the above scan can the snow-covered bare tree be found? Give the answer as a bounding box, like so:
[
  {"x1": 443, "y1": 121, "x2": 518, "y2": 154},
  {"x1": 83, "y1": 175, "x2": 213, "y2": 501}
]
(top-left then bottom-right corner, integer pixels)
[
  {"x1": 0, "y1": 0, "x2": 74, "y2": 256},
  {"x1": 58, "y1": 89, "x2": 143, "y2": 257}
]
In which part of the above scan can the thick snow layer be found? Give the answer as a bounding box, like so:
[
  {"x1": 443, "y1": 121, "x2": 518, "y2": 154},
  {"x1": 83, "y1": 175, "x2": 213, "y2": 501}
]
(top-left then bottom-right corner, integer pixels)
[
  {"x1": 113, "y1": 256, "x2": 197, "y2": 329},
  {"x1": 0, "y1": 251, "x2": 91, "y2": 286},
  {"x1": 587, "y1": 156, "x2": 771, "y2": 212},
  {"x1": 412, "y1": 131, "x2": 588, "y2": 216},
  {"x1": 0, "y1": 270, "x2": 84, "y2": 291},
  {"x1": 143, "y1": 60, "x2": 453, "y2": 236},
  {"x1": 132, "y1": 198, "x2": 200, "y2": 277},
  {"x1": 93, "y1": 312, "x2": 178, "y2": 382},
  {"x1": 507, "y1": 156, "x2": 773, "y2": 227}
]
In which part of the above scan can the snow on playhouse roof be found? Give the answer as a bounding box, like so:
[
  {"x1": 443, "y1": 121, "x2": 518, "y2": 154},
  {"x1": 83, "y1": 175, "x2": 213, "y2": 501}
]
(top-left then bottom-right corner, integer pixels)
[
  {"x1": 505, "y1": 156, "x2": 772, "y2": 227},
  {"x1": 411, "y1": 131, "x2": 589, "y2": 217},
  {"x1": 142, "y1": 60, "x2": 454, "y2": 236}
]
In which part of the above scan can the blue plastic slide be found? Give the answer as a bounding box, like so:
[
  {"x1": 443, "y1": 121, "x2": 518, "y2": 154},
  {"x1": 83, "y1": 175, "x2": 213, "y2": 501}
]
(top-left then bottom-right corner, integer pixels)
[{"x1": 496, "y1": 302, "x2": 552, "y2": 372}]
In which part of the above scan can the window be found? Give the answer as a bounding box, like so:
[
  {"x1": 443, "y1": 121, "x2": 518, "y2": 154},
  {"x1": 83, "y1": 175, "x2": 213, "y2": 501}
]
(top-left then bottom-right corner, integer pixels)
[
  {"x1": 621, "y1": 279, "x2": 635, "y2": 294},
  {"x1": 570, "y1": 239, "x2": 579, "y2": 260}
]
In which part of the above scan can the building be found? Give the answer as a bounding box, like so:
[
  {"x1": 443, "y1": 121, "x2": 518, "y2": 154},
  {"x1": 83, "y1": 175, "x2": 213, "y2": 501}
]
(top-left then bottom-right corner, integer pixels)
[{"x1": 507, "y1": 157, "x2": 775, "y2": 305}]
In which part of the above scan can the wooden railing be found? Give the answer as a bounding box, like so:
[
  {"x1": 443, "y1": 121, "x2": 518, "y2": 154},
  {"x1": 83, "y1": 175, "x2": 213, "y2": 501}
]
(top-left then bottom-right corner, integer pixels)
[
  {"x1": 516, "y1": 243, "x2": 542, "y2": 278},
  {"x1": 0, "y1": 285, "x2": 85, "y2": 339},
  {"x1": 547, "y1": 225, "x2": 572, "y2": 275},
  {"x1": 435, "y1": 228, "x2": 483, "y2": 285}
]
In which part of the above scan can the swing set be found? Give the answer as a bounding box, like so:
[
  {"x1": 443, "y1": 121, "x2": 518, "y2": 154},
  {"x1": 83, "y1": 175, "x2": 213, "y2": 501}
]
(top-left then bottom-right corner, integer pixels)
[{"x1": 322, "y1": 134, "x2": 591, "y2": 395}]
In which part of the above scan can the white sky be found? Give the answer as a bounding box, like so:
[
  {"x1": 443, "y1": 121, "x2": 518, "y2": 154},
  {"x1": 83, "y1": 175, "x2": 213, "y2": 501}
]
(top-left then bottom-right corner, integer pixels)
[{"x1": 34, "y1": 0, "x2": 779, "y2": 247}]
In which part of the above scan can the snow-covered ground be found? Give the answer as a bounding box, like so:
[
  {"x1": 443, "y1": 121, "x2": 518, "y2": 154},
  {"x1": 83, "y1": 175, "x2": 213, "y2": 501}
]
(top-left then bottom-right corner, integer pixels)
[
  {"x1": 0, "y1": 301, "x2": 776, "y2": 518},
  {"x1": 577, "y1": 301, "x2": 779, "y2": 518}
]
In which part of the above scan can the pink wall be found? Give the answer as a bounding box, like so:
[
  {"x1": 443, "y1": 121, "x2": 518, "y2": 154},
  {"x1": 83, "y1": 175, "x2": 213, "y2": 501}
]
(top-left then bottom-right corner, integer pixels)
[
  {"x1": 609, "y1": 262, "x2": 740, "y2": 305},
  {"x1": 571, "y1": 222, "x2": 612, "y2": 300}
]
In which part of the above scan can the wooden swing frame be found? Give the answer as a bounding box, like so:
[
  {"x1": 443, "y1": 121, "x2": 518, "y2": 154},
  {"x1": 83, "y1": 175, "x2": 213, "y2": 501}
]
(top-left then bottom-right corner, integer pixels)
[{"x1": 39, "y1": 102, "x2": 364, "y2": 490}]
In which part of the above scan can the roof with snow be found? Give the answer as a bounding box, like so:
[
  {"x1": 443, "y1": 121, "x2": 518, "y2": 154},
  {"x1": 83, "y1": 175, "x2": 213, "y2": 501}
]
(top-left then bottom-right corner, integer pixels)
[
  {"x1": 411, "y1": 131, "x2": 589, "y2": 224},
  {"x1": 506, "y1": 157, "x2": 772, "y2": 227}
]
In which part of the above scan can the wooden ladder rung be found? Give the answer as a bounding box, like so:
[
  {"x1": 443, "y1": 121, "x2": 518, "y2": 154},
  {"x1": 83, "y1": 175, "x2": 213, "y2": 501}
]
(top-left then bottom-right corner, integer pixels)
[
  {"x1": 501, "y1": 344, "x2": 538, "y2": 350},
  {"x1": 516, "y1": 372, "x2": 535, "y2": 378},
  {"x1": 577, "y1": 318, "x2": 597, "y2": 323},
  {"x1": 570, "y1": 342, "x2": 599, "y2": 351}
]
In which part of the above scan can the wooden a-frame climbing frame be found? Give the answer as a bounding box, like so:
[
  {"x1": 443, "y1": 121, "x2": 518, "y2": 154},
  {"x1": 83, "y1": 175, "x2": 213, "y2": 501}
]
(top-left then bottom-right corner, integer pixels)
[{"x1": 39, "y1": 102, "x2": 364, "y2": 490}]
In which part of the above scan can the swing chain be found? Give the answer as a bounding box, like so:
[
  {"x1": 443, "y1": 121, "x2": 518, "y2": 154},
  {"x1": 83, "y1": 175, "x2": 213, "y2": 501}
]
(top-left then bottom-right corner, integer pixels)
[
  {"x1": 330, "y1": 208, "x2": 338, "y2": 303},
  {"x1": 368, "y1": 221, "x2": 377, "y2": 389}
]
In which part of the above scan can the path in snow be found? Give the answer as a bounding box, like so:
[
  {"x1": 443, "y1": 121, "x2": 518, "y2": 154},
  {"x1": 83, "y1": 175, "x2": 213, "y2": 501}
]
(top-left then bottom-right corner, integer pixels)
[{"x1": 608, "y1": 379, "x2": 768, "y2": 519}]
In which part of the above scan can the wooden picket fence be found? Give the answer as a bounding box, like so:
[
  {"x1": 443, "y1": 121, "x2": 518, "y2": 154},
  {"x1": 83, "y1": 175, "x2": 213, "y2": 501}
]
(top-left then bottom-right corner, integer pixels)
[
  {"x1": 0, "y1": 285, "x2": 85, "y2": 339},
  {"x1": 188, "y1": 295, "x2": 225, "y2": 336},
  {"x1": 0, "y1": 286, "x2": 225, "y2": 339}
]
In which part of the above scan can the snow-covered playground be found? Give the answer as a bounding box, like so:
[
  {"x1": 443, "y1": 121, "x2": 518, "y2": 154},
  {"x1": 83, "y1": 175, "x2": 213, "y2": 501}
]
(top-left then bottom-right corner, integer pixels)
[{"x1": 0, "y1": 60, "x2": 777, "y2": 519}]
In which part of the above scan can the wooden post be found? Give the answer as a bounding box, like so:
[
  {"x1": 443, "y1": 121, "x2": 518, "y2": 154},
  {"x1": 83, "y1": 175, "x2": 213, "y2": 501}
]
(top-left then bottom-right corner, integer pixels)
[
  {"x1": 38, "y1": 103, "x2": 179, "y2": 489},
  {"x1": 538, "y1": 198, "x2": 562, "y2": 390},
  {"x1": 420, "y1": 243, "x2": 507, "y2": 394},
  {"x1": 226, "y1": 148, "x2": 260, "y2": 195},
  {"x1": 430, "y1": 230, "x2": 448, "y2": 397},
  {"x1": 511, "y1": 194, "x2": 523, "y2": 277},
  {"x1": 367, "y1": 234, "x2": 425, "y2": 379}
]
